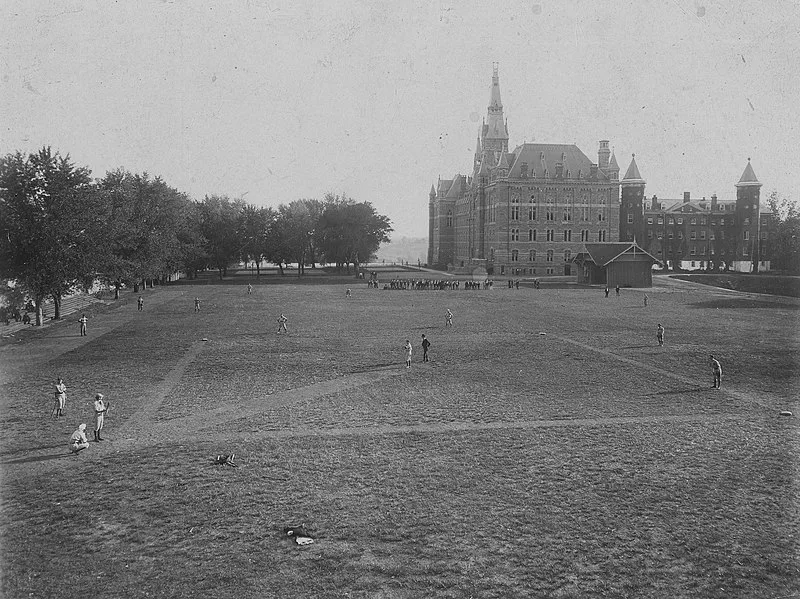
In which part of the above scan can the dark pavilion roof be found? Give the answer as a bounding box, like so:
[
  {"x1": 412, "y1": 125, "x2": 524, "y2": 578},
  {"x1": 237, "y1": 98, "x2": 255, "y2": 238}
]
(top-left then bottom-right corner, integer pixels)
[
  {"x1": 573, "y1": 242, "x2": 661, "y2": 267},
  {"x1": 736, "y1": 160, "x2": 761, "y2": 187},
  {"x1": 621, "y1": 155, "x2": 645, "y2": 184},
  {"x1": 507, "y1": 143, "x2": 608, "y2": 180}
]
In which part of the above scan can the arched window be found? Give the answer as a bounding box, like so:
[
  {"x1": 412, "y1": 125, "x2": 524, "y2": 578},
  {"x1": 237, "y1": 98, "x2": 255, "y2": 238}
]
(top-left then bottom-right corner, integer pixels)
[
  {"x1": 528, "y1": 229, "x2": 535, "y2": 241},
  {"x1": 529, "y1": 249, "x2": 536, "y2": 262},
  {"x1": 511, "y1": 197, "x2": 520, "y2": 220},
  {"x1": 564, "y1": 249, "x2": 572, "y2": 262},
  {"x1": 511, "y1": 228, "x2": 519, "y2": 241},
  {"x1": 546, "y1": 250, "x2": 554, "y2": 262},
  {"x1": 511, "y1": 249, "x2": 519, "y2": 262},
  {"x1": 447, "y1": 210, "x2": 453, "y2": 227}
]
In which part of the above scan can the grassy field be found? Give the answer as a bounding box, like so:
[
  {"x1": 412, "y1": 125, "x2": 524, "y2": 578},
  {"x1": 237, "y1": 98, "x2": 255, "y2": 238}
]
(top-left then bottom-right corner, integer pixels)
[{"x1": 1, "y1": 271, "x2": 798, "y2": 598}]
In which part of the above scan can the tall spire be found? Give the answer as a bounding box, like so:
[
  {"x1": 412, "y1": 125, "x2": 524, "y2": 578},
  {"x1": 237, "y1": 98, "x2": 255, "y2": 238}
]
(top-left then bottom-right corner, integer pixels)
[{"x1": 483, "y1": 63, "x2": 509, "y2": 152}]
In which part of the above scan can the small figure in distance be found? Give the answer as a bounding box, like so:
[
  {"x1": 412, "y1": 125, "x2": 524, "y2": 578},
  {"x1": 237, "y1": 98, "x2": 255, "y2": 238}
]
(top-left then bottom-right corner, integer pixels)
[
  {"x1": 346, "y1": 288, "x2": 352, "y2": 298},
  {"x1": 79, "y1": 313, "x2": 88, "y2": 336},
  {"x1": 421, "y1": 334, "x2": 431, "y2": 362},
  {"x1": 194, "y1": 297, "x2": 201, "y2": 312},
  {"x1": 69, "y1": 423, "x2": 90, "y2": 455},
  {"x1": 403, "y1": 339, "x2": 413, "y2": 369},
  {"x1": 656, "y1": 323, "x2": 665, "y2": 347},
  {"x1": 710, "y1": 355, "x2": 722, "y2": 389},
  {"x1": 137, "y1": 295, "x2": 144, "y2": 311},
  {"x1": 604, "y1": 286, "x2": 609, "y2": 298},
  {"x1": 93, "y1": 393, "x2": 108, "y2": 442},
  {"x1": 247, "y1": 283, "x2": 252, "y2": 295},
  {"x1": 643, "y1": 293, "x2": 648, "y2": 307},
  {"x1": 615, "y1": 285, "x2": 620, "y2": 297},
  {"x1": 53, "y1": 377, "x2": 67, "y2": 418},
  {"x1": 277, "y1": 313, "x2": 288, "y2": 334},
  {"x1": 22, "y1": 312, "x2": 31, "y2": 325},
  {"x1": 445, "y1": 309, "x2": 453, "y2": 327}
]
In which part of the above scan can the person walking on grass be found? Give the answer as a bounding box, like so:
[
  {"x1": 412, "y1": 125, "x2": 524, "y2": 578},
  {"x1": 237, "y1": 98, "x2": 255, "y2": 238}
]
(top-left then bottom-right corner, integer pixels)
[
  {"x1": 710, "y1": 355, "x2": 723, "y2": 389},
  {"x1": 53, "y1": 377, "x2": 67, "y2": 419},
  {"x1": 615, "y1": 285, "x2": 620, "y2": 297},
  {"x1": 277, "y1": 313, "x2": 288, "y2": 334},
  {"x1": 79, "y1": 313, "x2": 88, "y2": 336},
  {"x1": 247, "y1": 283, "x2": 252, "y2": 295},
  {"x1": 421, "y1": 334, "x2": 431, "y2": 362},
  {"x1": 69, "y1": 423, "x2": 89, "y2": 455},
  {"x1": 445, "y1": 309, "x2": 453, "y2": 327},
  {"x1": 656, "y1": 323, "x2": 665, "y2": 347},
  {"x1": 643, "y1": 293, "x2": 648, "y2": 307},
  {"x1": 137, "y1": 295, "x2": 144, "y2": 311},
  {"x1": 93, "y1": 393, "x2": 108, "y2": 441},
  {"x1": 403, "y1": 340, "x2": 413, "y2": 369},
  {"x1": 604, "y1": 286, "x2": 610, "y2": 298},
  {"x1": 194, "y1": 297, "x2": 201, "y2": 312}
]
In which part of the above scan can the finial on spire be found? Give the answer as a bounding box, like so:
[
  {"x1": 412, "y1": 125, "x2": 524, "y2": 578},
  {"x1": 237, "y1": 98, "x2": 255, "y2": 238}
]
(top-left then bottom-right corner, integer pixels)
[{"x1": 632, "y1": 153, "x2": 635, "y2": 158}]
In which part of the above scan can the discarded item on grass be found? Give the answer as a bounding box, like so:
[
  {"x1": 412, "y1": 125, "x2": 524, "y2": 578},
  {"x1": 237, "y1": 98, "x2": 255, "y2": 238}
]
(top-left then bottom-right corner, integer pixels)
[
  {"x1": 284, "y1": 524, "x2": 314, "y2": 545},
  {"x1": 213, "y1": 454, "x2": 237, "y2": 467},
  {"x1": 202, "y1": 338, "x2": 208, "y2": 341},
  {"x1": 539, "y1": 332, "x2": 547, "y2": 336},
  {"x1": 780, "y1": 411, "x2": 793, "y2": 417}
]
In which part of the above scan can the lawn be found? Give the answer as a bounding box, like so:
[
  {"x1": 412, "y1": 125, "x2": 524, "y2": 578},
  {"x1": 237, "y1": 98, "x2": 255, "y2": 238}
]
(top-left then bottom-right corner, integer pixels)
[{"x1": 1, "y1": 271, "x2": 798, "y2": 598}]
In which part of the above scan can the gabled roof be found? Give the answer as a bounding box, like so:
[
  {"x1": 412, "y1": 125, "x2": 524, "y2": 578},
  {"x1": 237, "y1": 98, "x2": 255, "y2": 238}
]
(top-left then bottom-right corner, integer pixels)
[
  {"x1": 437, "y1": 178, "x2": 453, "y2": 195},
  {"x1": 736, "y1": 159, "x2": 762, "y2": 187},
  {"x1": 507, "y1": 143, "x2": 607, "y2": 180},
  {"x1": 496, "y1": 149, "x2": 510, "y2": 170},
  {"x1": 608, "y1": 151, "x2": 619, "y2": 171},
  {"x1": 574, "y1": 242, "x2": 661, "y2": 266}
]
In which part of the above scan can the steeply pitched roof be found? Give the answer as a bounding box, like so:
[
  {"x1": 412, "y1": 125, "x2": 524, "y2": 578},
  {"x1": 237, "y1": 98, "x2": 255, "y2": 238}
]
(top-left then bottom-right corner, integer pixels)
[
  {"x1": 608, "y1": 151, "x2": 619, "y2": 170},
  {"x1": 736, "y1": 159, "x2": 762, "y2": 187},
  {"x1": 507, "y1": 143, "x2": 606, "y2": 180},
  {"x1": 621, "y1": 155, "x2": 645, "y2": 184},
  {"x1": 437, "y1": 179, "x2": 453, "y2": 195},
  {"x1": 445, "y1": 174, "x2": 466, "y2": 198},
  {"x1": 576, "y1": 242, "x2": 661, "y2": 266}
]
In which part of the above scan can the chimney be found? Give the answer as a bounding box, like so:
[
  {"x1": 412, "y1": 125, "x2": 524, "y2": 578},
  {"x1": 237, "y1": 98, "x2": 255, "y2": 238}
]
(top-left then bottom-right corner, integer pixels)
[
  {"x1": 683, "y1": 192, "x2": 690, "y2": 203},
  {"x1": 589, "y1": 163, "x2": 598, "y2": 178},
  {"x1": 520, "y1": 162, "x2": 528, "y2": 178},
  {"x1": 598, "y1": 140, "x2": 610, "y2": 169},
  {"x1": 711, "y1": 194, "x2": 718, "y2": 210}
]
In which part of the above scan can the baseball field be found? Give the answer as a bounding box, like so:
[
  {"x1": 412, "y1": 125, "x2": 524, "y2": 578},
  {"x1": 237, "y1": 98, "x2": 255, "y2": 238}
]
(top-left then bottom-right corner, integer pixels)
[{"x1": 1, "y1": 270, "x2": 798, "y2": 598}]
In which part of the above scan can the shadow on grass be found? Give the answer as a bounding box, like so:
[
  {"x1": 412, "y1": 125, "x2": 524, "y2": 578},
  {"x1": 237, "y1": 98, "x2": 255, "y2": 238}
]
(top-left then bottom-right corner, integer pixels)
[
  {"x1": 4, "y1": 453, "x2": 73, "y2": 464},
  {"x1": 649, "y1": 387, "x2": 712, "y2": 396},
  {"x1": 690, "y1": 298, "x2": 800, "y2": 310},
  {"x1": 620, "y1": 345, "x2": 658, "y2": 350}
]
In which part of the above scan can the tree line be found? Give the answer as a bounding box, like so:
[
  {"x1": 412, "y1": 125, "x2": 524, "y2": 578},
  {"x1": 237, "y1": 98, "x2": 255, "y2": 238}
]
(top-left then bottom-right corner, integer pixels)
[{"x1": 0, "y1": 147, "x2": 393, "y2": 325}]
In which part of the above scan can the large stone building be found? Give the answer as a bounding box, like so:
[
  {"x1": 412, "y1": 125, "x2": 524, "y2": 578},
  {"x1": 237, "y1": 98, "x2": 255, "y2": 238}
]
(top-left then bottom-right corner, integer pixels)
[
  {"x1": 620, "y1": 157, "x2": 773, "y2": 272},
  {"x1": 428, "y1": 66, "x2": 773, "y2": 275},
  {"x1": 428, "y1": 65, "x2": 621, "y2": 276}
]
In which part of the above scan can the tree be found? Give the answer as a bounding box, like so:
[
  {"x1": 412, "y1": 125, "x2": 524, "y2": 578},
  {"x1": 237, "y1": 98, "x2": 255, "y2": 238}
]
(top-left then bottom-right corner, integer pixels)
[
  {"x1": 316, "y1": 195, "x2": 392, "y2": 275},
  {"x1": 199, "y1": 195, "x2": 243, "y2": 279},
  {"x1": 238, "y1": 204, "x2": 274, "y2": 276},
  {"x1": 766, "y1": 191, "x2": 800, "y2": 274},
  {"x1": 0, "y1": 148, "x2": 103, "y2": 325}
]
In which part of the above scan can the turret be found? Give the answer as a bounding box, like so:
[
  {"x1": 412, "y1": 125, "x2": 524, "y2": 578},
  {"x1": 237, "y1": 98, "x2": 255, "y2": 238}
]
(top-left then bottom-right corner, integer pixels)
[
  {"x1": 482, "y1": 63, "x2": 509, "y2": 153},
  {"x1": 598, "y1": 140, "x2": 611, "y2": 170},
  {"x1": 735, "y1": 158, "x2": 762, "y2": 270},
  {"x1": 620, "y1": 154, "x2": 646, "y2": 243}
]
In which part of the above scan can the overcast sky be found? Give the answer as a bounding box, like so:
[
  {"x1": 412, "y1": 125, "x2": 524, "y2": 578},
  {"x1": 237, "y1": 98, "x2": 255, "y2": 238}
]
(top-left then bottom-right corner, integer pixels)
[{"x1": 2, "y1": 0, "x2": 798, "y2": 238}]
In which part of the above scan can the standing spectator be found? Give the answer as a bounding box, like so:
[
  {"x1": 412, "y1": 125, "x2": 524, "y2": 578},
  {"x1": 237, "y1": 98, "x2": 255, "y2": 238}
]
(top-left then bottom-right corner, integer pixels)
[
  {"x1": 643, "y1": 294, "x2": 648, "y2": 307},
  {"x1": 69, "y1": 424, "x2": 90, "y2": 455},
  {"x1": 604, "y1": 286, "x2": 609, "y2": 298},
  {"x1": 421, "y1": 334, "x2": 431, "y2": 362},
  {"x1": 194, "y1": 297, "x2": 201, "y2": 312},
  {"x1": 445, "y1": 309, "x2": 453, "y2": 327},
  {"x1": 615, "y1": 285, "x2": 620, "y2": 297},
  {"x1": 79, "y1": 314, "x2": 88, "y2": 336},
  {"x1": 137, "y1": 296, "x2": 144, "y2": 311},
  {"x1": 710, "y1": 355, "x2": 723, "y2": 389},
  {"x1": 656, "y1": 324, "x2": 665, "y2": 347},
  {"x1": 93, "y1": 393, "x2": 108, "y2": 441},
  {"x1": 53, "y1": 377, "x2": 67, "y2": 419},
  {"x1": 247, "y1": 283, "x2": 253, "y2": 295},
  {"x1": 346, "y1": 288, "x2": 352, "y2": 298},
  {"x1": 277, "y1": 313, "x2": 288, "y2": 334},
  {"x1": 403, "y1": 340, "x2": 413, "y2": 369}
]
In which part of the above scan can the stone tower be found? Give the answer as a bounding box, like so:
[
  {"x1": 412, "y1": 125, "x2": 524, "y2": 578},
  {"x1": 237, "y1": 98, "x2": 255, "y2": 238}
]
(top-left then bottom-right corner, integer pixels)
[
  {"x1": 619, "y1": 154, "x2": 646, "y2": 243},
  {"x1": 735, "y1": 158, "x2": 762, "y2": 271}
]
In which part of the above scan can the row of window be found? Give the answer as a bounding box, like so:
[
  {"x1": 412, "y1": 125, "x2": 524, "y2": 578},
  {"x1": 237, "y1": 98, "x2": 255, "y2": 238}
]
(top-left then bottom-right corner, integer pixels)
[
  {"x1": 503, "y1": 249, "x2": 573, "y2": 262},
  {"x1": 646, "y1": 229, "x2": 756, "y2": 240},
  {"x1": 508, "y1": 229, "x2": 606, "y2": 242},
  {"x1": 629, "y1": 215, "x2": 753, "y2": 227}
]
